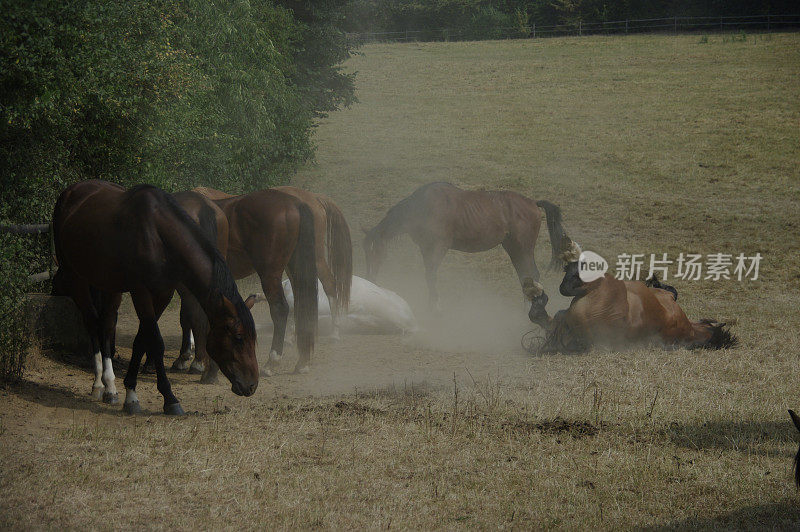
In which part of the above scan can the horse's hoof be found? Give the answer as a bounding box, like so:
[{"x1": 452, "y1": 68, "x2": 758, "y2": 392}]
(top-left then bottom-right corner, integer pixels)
[
  {"x1": 171, "y1": 357, "x2": 192, "y2": 372},
  {"x1": 91, "y1": 386, "x2": 104, "y2": 400},
  {"x1": 123, "y1": 401, "x2": 142, "y2": 415},
  {"x1": 102, "y1": 392, "x2": 119, "y2": 405},
  {"x1": 188, "y1": 362, "x2": 205, "y2": 375},
  {"x1": 260, "y1": 367, "x2": 275, "y2": 377},
  {"x1": 293, "y1": 364, "x2": 310, "y2": 375},
  {"x1": 164, "y1": 403, "x2": 186, "y2": 416},
  {"x1": 268, "y1": 350, "x2": 282, "y2": 364},
  {"x1": 199, "y1": 373, "x2": 218, "y2": 385}
]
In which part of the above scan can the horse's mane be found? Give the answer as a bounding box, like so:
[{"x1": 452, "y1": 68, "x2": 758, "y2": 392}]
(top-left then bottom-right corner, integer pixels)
[
  {"x1": 127, "y1": 185, "x2": 255, "y2": 336},
  {"x1": 697, "y1": 319, "x2": 738, "y2": 349}
]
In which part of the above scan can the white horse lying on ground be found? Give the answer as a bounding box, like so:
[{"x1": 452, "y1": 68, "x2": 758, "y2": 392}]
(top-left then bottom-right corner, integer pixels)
[{"x1": 283, "y1": 276, "x2": 417, "y2": 336}]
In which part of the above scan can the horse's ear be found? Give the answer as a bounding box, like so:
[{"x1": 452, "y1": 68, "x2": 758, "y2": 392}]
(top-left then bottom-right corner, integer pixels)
[
  {"x1": 221, "y1": 296, "x2": 238, "y2": 317},
  {"x1": 522, "y1": 278, "x2": 544, "y2": 300},
  {"x1": 244, "y1": 293, "x2": 266, "y2": 309}
]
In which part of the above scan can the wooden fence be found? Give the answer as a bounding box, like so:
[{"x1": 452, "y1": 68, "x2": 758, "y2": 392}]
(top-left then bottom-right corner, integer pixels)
[
  {"x1": 347, "y1": 14, "x2": 800, "y2": 43},
  {"x1": 0, "y1": 223, "x2": 56, "y2": 283}
]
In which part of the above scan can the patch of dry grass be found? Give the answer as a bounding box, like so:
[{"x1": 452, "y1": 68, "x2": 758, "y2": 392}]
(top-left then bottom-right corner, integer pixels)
[{"x1": 2, "y1": 32, "x2": 800, "y2": 529}]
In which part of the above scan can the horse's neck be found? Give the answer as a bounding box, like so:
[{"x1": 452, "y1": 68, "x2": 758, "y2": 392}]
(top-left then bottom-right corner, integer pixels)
[
  {"x1": 376, "y1": 208, "x2": 411, "y2": 241},
  {"x1": 160, "y1": 217, "x2": 228, "y2": 319}
]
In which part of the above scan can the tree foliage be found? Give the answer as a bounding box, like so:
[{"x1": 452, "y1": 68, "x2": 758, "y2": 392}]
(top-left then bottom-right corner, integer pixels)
[{"x1": 0, "y1": 0, "x2": 355, "y2": 381}]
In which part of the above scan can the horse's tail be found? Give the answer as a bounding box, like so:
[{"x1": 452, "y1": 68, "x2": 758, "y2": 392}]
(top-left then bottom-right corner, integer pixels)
[
  {"x1": 790, "y1": 410, "x2": 800, "y2": 488},
  {"x1": 318, "y1": 195, "x2": 352, "y2": 313},
  {"x1": 288, "y1": 202, "x2": 318, "y2": 358},
  {"x1": 536, "y1": 200, "x2": 568, "y2": 271}
]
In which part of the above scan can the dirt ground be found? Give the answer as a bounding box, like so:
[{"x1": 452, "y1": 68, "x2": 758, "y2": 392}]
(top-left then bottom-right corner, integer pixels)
[{"x1": 2, "y1": 33, "x2": 799, "y2": 529}]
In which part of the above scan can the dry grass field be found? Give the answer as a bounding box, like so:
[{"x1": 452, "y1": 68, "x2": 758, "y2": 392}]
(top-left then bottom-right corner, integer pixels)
[{"x1": 2, "y1": 33, "x2": 800, "y2": 529}]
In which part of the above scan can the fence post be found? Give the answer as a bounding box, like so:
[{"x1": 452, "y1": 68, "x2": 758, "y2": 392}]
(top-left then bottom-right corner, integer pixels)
[
  {"x1": 767, "y1": 14, "x2": 770, "y2": 31},
  {"x1": 579, "y1": 20, "x2": 582, "y2": 36},
  {"x1": 674, "y1": 16, "x2": 677, "y2": 34},
  {"x1": 532, "y1": 22, "x2": 535, "y2": 38},
  {"x1": 625, "y1": 19, "x2": 628, "y2": 33}
]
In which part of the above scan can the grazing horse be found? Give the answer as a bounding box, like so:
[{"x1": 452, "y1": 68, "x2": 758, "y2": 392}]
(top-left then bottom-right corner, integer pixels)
[
  {"x1": 180, "y1": 188, "x2": 319, "y2": 378},
  {"x1": 52, "y1": 180, "x2": 258, "y2": 415},
  {"x1": 363, "y1": 182, "x2": 569, "y2": 311},
  {"x1": 525, "y1": 244, "x2": 737, "y2": 353},
  {"x1": 195, "y1": 185, "x2": 352, "y2": 339}
]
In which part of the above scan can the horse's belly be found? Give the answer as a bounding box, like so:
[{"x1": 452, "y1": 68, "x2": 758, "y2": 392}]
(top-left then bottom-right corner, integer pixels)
[{"x1": 451, "y1": 237, "x2": 501, "y2": 253}]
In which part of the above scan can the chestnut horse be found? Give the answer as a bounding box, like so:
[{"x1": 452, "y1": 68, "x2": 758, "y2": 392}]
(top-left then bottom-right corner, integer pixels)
[
  {"x1": 363, "y1": 182, "x2": 569, "y2": 311},
  {"x1": 525, "y1": 247, "x2": 737, "y2": 353},
  {"x1": 195, "y1": 185, "x2": 352, "y2": 339},
  {"x1": 174, "y1": 188, "x2": 319, "y2": 378},
  {"x1": 52, "y1": 180, "x2": 259, "y2": 415}
]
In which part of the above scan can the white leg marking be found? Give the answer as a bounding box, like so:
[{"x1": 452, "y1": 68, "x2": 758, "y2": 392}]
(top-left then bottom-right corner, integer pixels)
[
  {"x1": 102, "y1": 357, "x2": 117, "y2": 395},
  {"x1": 124, "y1": 388, "x2": 139, "y2": 405},
  {"x1": 269, "y1": 349, "x2": 282, "y2": 364},
  {"x1": 189, "y1": 331, "x2": 195, "y2": 352},
  {"x1": 92, "y1": 351, "x2": 103, "y2": 390}
]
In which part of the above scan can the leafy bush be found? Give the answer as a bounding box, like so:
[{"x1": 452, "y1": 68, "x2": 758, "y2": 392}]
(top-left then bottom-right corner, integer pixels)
[
  {"x1": 0, "y1": 0, "x2": 355, "y2": 381},
  {"x1": 0, "y1": 234, "x2": 35, "y2": 382}
]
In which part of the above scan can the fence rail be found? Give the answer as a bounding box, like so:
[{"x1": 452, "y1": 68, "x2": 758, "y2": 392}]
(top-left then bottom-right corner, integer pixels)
[
  {"x1": 347, "y1": 14, "x2": 800, "y2": 43},
  {"x1": 0, "y1": 223, "x2": 56, "y2": 283}
]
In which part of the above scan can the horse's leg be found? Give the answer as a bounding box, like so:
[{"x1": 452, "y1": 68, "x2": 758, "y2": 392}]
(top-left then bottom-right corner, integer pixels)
[
  {"x1": 502, "y1": 239, "x2": 540, "y2": 284},
  {"x1": 171, "y1": 289, "x2": 195, "y2": 371},
  {"x1": 261, "y1": 273, "x2": 289, "y2": 376},
  {"x1": 194, "y1": 318, "x2": 215, "y2": 384},
  {"x1": 317, "y1": 260, "x2": 340, "y2": 340},
  {"x1": 62, "y1": 274, "x2": 104, "y2": 399},
  {"x1": 98, "y1": 291, "x2": 122, "y2": 405},
  {"x1": 421, "y1": 244, "x2": 447, "y2": 314},
  {"x1": 183, "y1": 294, "x2": 211, "y2": 377},
  {"x1": 128, "y1": 289, "x2": 184, "y2": 415}
]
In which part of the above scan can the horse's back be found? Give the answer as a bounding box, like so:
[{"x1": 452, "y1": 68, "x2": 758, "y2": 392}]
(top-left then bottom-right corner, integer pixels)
[{"x1": 55, "y1": 181, "x2": 184, "y2": 291}]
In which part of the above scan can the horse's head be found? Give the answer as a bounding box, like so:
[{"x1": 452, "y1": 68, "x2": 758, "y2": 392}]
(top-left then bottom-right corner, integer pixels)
[
  {"x1": 523, "y1": 278, "x2": 550, "y2": 329},
  {"x1": 363, "y1": 227, "x2": 386, "y2": 282},
  {"x1": 559, "y1": 260, "x2": 589, "y2": 298},
  {"x1": 689, "y1": 318, "x2": 738, "y2": 350},
  {"x1": 206, "y1": 296, "x2": 259, "y2": 397}
]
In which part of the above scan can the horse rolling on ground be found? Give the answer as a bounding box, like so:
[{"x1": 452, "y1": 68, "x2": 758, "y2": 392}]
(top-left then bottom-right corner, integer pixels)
[
  {"x1": 363, "y1": 182, "x2": 570, "y2": 311},
  {"x1": 184, "y1": 187, "x2": 318, "y2": 378},
  {"x1": 52, "y1": 180, "x2": 258, "y2": 415},
  {"x1": 195, "y1": 186, "x2": 352, "y2": 339},
  {"x1": 524, "y1": 241, "x2": 737, "y2": 353}
]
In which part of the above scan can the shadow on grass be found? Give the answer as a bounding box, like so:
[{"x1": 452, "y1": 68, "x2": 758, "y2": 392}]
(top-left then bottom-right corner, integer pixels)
[
  {"x1": 666, "y1": 419, "x2": 796, "y2": 458},
  {"x1": 643, "y1": 500, "x2": 800, "y2": 530},
  {"x1": 7, "y1": 378, "x2": 116, "y2": 414}
]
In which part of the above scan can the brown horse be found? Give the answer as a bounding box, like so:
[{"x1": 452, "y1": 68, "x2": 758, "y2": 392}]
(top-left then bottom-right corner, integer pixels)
[
  {"x1": 52, "y1": 180, "x2": 259, "y2": 415},
  {"x1": 168, "y1": 190, "x2": 230, "y2": 376},
  {"x1": 525, "y1": 246, "x2": 737, "y2": 353},
  {"x1": 177, "y1": 187, "x2": 319, "y2": 378},
  {"x1": 196, "y1": 185, "x2": 352, "y2": 339},
  {"x1": 363, "y1": 182, "x2": 569, "y2": 310}
]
